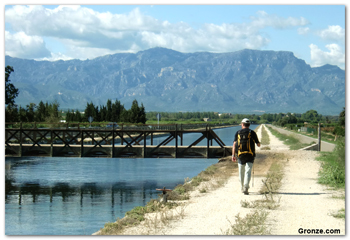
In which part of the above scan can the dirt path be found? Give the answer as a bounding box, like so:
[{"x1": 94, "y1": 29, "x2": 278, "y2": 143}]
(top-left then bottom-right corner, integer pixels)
[
  {"x1": 262, "y1": 125, "x2": 345, "y2": 235},
  {"x1": 97, "y1": 124, "x2": 345, "y2": 235}
]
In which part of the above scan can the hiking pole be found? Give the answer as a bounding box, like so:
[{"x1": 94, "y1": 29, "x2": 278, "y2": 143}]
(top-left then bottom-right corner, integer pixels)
[{"x1": 252, "y1": 164, "x2": 254, "y2": 187}]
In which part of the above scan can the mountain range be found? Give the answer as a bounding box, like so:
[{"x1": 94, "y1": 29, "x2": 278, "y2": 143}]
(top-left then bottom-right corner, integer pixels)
[{"x1": 5, "y1": 47, "x2": 345, "y2": 115}]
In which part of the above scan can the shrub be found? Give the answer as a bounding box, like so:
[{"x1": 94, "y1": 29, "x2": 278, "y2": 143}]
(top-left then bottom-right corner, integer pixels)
[{"x1": 317, "y1": 138, "x2": 345, "y2": 188}]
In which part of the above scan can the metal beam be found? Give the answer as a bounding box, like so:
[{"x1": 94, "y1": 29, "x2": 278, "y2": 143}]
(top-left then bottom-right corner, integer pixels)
[{"x1": 5, "y1": 124, "x2": 231, "y2": 158}]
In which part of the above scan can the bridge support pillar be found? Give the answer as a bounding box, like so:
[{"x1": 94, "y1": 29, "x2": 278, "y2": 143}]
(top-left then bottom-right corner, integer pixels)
[{"x1": 19, "y1": 122, "x2": 22, "y2": 157}]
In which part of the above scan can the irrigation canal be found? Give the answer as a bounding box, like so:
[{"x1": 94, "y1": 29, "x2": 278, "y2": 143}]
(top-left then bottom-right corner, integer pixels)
[{"x1": 5, "y1": 125, "x2": 254, "y2": 235}]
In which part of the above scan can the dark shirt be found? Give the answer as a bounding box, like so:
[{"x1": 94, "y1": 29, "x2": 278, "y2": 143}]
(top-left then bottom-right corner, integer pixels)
[{"x1": 234, "y1": 128, "x2": 260, "y2": 164}]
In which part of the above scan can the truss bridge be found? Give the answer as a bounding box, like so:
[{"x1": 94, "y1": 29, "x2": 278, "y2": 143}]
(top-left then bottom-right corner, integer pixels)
[{"x1": 5, "y1": 123, "x2": 233, "y2": 159}]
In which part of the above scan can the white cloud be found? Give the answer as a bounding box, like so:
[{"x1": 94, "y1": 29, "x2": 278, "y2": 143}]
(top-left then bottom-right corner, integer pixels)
[
  {"x1": 317, "y1": 25, "x2": 345, "y2": 42},
  {"x1": 5, "y1": 5, "x2": 311, "y2": 61},
  {"x1": 250, "y1": 10, "x2": 309, "y2": 29},
  {"x1": 298, "y1": 27, "x2": 310, "y2": 35},
  {"x1": 309, "y1": 43, "x2": 345, "y2": 69},
  {"x1": 5, "y1": 31, "x2": 51, "y2": 59}
]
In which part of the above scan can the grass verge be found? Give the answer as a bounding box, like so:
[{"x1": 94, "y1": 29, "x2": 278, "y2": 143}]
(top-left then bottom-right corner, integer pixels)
[
  {"x1": 260, "y1": 125, "x2": 270, "y2": 146},
  {"x1": 268, "y1": 125, "x2": 345, "y2": 220},
  {"x1": 265, "y1": 125, "x2": 313, "y2": 150},
  {"x1": 316, "y1": 138, "x2": 345, "y2": 220},
  {"x1": 316, "y1": 137, "x2": 345, "y2": 189}
]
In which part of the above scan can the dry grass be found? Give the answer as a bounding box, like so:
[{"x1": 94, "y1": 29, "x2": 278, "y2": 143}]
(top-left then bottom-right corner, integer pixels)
[
  {"x1": 168, "y1": 160, "x2": 237, "y2": 201},
  {"x1": 141, "y1": 204, "x2": 188, "y2": 235},
  {"x1": 226, "y1": 151, "x2": 285, "y2": 235},
  {"x1": 331, "y1": 208, "x2": 345, "y2": 219},
  {"x1": 223, "y1": 210, "x2": 270, "y2": 235},
  {"x1": 98, "y1": 199, "x2": 181, "y2": 235},
  {"x1": 259, "y1": 160, "x2": 284, "y2": 194}
]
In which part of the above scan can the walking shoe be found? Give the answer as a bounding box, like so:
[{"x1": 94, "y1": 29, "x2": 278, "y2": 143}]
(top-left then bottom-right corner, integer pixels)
[
  {"x1": 243, "y1": 187, "x2": 249, "y2": 195},
  {"x1": 241, "y1": 187, "x2": 244, "y2": 193}
]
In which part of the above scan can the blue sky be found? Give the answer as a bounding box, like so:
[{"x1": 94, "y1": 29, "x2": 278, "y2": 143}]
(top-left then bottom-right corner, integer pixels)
[{"x1": 3, "y1": 1, "x2": 346, "y2": 69}]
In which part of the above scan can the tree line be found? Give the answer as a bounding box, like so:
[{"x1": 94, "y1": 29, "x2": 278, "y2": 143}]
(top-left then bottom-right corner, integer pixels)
[
  {"x1": 147, "y1": 110, "x2": 336, "y2": 125},
  {"x1": 5, "y1": 101, "x2": 61, "y2": 123},
  {"x1": 5, "y1": 98, "x2": 146, "y2": 124},
  {"x1": 66, "y1": 99, "x2": 146, "y2": 124},
  {"x1": 146, "y1": 111, "x2": 229, "y2": 122}
]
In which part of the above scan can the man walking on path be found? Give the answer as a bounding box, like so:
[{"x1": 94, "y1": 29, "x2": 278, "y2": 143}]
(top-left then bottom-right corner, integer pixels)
[{"x1": 232, "y1": 118, "x2": 260, "y2": 195}]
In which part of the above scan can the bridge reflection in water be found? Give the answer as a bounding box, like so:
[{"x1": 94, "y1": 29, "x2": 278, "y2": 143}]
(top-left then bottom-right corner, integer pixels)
[
  {"x1": 5, "y1": 123, "x2": 233, "y2": 158},
  {"x1": 5, "y1": 176, "x2": 158, "y2": 207}
]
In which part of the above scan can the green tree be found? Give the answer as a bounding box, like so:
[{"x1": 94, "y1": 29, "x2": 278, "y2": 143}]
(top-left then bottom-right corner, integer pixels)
[
  {"x1": 35, "y1": 101, "x2": 47, "y2": 122},
  {"x1": 5, "y1": 104, "x2": 19, "y2": 122},
  {"x1": 124, "y1": 100, "x2": 146, "y2": 124},
  {"x1": 18, "y1": 106, "x2": 27, "y2": 122},
  {"x1": 66, "y1": 109, "x2": 74, "y2": 122},
  {"x1": 339, "y1": 107, "x2": 345, "y2": 126},
  {"x1": 129, "y1": 99, "x2": 140, "y2": 123},
  {"x1": 111, "y1": 99, "x2": 125, "y2": 122},
  {"x1": 74, "y1": 110, "x2": 82, "y2": 122},
  {"x1": 84, "y1": 102, "x2": 97, "y2": 122},
  {"x1": 138, "y1": 103, "x2": 147, "y2": 124},
  {"x1": 5, "y1": 66, "x2": 19, "y2": 105},
  {"x1": 26, "y1": 103, "x2": 36, "y2": 122},
  {"x1": 106, "y1": 99, "x2": 112, "y2": 121},
  {"x1": 43, "y1": 100, "x2": 60, "y2": 123},
  {"x1": 100, "y1": 105, "x2": 107, "y2": 122},
  {"x1": 302, "y1": 110, "x2": 321, "y2": 123},
  {"x1": 333, "y1": 107, "x2": 345, "y2": 137}
]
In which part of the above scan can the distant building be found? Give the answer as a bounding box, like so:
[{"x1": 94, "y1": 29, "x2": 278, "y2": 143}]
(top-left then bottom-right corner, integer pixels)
[
  {"x1": 203, "y1": 118, "x2": 211, "y2": 122},
  {"x1": 218, "y1": 113, "x2": 232, "y2": 117}
]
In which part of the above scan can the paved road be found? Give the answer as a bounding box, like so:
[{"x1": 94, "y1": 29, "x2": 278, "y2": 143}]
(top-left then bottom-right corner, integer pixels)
[{"x1": 267, "y1": 124, "x2": 336, "y2": 152}]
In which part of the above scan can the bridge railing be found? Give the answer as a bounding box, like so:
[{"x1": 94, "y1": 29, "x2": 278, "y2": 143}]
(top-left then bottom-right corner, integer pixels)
[
  {"x1": 5, "y1": 122, "x2": 235, "y2": 131},
  {"x1": 5, "y1": 121, "x2": 234, "y2": 158}
]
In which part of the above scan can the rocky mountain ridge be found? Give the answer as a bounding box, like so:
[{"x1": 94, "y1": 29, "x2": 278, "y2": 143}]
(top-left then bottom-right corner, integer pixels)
[{"x1": 5, "y1": 47, "x2": 345, "y2": 115}]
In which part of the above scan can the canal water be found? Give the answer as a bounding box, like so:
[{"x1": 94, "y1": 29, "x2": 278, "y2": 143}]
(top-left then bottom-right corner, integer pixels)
[{"x1": 5, "y1": 125, "x2": 256, "y2": 235}]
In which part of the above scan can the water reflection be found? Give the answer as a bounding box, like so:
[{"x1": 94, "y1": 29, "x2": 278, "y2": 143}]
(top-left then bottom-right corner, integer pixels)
[
  {"x1": 5, "y1": 156, "x2": 217, "y2": 235},
  {"x1": 6, "y1": 175, "x2": 161, "y2": 206}
]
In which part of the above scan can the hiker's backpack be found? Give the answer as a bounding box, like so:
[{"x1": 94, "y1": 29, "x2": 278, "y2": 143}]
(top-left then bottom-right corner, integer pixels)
[{"x1": 236, "y1": 129, "x2": 254, "y2": 156}]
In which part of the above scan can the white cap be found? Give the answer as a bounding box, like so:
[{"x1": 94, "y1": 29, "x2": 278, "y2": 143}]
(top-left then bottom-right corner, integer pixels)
[{"x1": 241, "y1": 118, "x2": 250, "y2": 123}]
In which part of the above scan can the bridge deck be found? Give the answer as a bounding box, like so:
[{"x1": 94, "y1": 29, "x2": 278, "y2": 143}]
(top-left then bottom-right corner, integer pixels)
[{"x1": 5, "y1": 124, "x2": 233, "y2": 158}]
